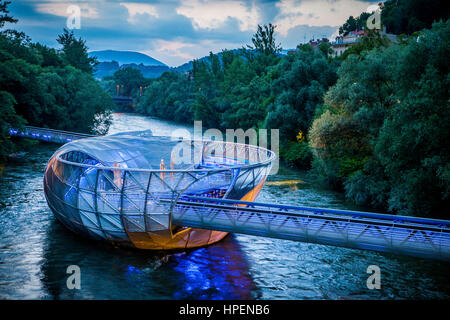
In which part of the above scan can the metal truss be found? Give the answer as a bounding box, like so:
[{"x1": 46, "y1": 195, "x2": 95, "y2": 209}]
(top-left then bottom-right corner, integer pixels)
[
  {"x1": 169, "y1": 197, "x2": 450, "y2": 261},
  {"x1": 10, "y1": 126, "x2": 94, "y2": 144},
  {"x1": 38, "y1": 125, "x2": 275, "y2": 249}
]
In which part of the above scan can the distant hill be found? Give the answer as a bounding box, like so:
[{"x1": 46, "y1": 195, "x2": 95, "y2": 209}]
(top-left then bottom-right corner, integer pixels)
[
  {"x1": 92, "y1": 48, "x2": 296, "y2": 79},
  {"x1": 94, "y1": 61, "x2": 120, "y2": 78},
  {"x1": 94, "y1": 61, "x2": 170, "y2": 79},
  {"x1": 89, "y1": 50, "x2": 167, "y2": 67},
  {"x1": 172, "y1": 61, "x2": 194, "y2": 73},
  {"x1": 89, "y1": 50, "x2": 170, "y2": 79}
]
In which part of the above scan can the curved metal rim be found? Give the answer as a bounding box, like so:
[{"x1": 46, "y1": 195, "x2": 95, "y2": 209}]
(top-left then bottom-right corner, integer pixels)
[{"x1": 54, "y1": 138, "x2": 277, "y2": 173}]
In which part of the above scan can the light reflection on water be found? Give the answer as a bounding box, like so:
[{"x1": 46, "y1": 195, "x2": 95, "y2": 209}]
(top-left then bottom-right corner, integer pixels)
[{"x1": 0, "y1": 113, "x2": 449, "y2": 299}]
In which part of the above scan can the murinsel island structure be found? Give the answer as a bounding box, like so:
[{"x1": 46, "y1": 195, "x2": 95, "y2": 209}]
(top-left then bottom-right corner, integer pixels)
[
  {"x1": 43, "y1": 129, "x2": 273, "y2": 250},
  {"x1": 10, "y1": 126, "x2": 450, "y2": 260}
]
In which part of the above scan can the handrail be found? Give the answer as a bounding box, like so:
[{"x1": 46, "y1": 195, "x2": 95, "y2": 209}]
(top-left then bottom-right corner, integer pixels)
[
  {"x1": 54, "y1": 139, "x2": 276, "y2": 174},
  {"x1": 172, "y1": 199, "x2": 449, "y2": 232},
  {"x1": 10, "y1": 126, "x2": 95, "y2": 138},
  {"x1": 10, "y1": 126, "x2": 276, "y2": 174},
  {"x1": 170, "y1": 197, "x2": 450, "y2": 261},
  {"x1": 183, "y1": 196, "x2": 450, "y2": 228}
]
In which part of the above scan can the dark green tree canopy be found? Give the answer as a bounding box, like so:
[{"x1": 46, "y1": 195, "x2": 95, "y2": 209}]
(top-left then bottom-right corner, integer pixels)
[
  {"x1": 0, "y1": 2, "x2": 112, "y2": 161},
  {"x1": 382, "y1": 0, "x2": 448, "y2": 35},
  {"x1": 0, "y1": 0, "x2": 16, "y2": 29},
  {"x1": 248, "y1": 24, "x2": 282, "y2": 55},
  {"x1": 339, "y1": 12, "x2": 372, "y2": 35},
  {"x1": 113, "y1": 67, "x2": 145, "y2": 97},
  {"x1": 311, "y1": 20, "x2": 450, "y2": 217},
  {"x1": 57, "y1": 29, "x2": 98, "y2": 74}
]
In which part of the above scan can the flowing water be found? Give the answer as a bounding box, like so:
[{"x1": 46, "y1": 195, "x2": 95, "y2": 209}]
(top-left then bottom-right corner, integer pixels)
[{"x1": 0, "y1": 113, "x2": 449, "y2": 300}]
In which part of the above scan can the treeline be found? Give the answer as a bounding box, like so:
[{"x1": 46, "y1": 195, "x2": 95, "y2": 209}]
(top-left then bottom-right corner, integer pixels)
[
  {"x1": 0, "y1": 1, "x2": 113, "y2": 161},
  {"x1": 136, "y1": 24, "x2": 338, "y2": 168},
  {"x1": 311, "y1": 20, "x2": 449, "y2": 217},
  {"x1": 135, "y1": 0, "x2": 449, "y2": 217},
  {"x1": 101, "y1": 67, "x2": 150, "y2": 99}
]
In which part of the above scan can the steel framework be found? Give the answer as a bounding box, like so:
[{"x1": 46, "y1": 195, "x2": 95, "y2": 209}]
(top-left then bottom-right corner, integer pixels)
[
  {"x1": 170, "y1": 197, "x2": 450, "y2": 261},
  {"x1": 10, "y1": 126, "x2": 94, "y2": 144},
  {"x1": 41, "y1": 130, "x2": 274, "y2": 249}
]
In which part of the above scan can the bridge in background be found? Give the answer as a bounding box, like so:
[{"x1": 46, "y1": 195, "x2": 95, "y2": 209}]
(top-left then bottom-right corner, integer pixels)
[
  {"x1": 9, "y1": 126, "x2": 450, "y2": 261},
  {"x1": 112, "y1": 96, "x2": 133, "y2": 109}
]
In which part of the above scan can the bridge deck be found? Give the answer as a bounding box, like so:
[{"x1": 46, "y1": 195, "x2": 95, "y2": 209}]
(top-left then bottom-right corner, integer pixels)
[
  {"x1": 9, "y1": 126, "x2": 94, "y2": 144},
  {"x1": 169, "y1": 197, "x2": 450, "y2": 261}
]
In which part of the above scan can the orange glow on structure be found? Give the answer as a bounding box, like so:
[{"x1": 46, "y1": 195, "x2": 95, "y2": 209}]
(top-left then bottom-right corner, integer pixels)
[{"x1": 129, "y1": 175, "x2": 269, "y2": 250}]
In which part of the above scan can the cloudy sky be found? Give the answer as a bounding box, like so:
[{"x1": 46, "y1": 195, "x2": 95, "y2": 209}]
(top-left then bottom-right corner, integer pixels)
[{"x1": 9, "y1": 0, "x2": 379, "y2": 66}]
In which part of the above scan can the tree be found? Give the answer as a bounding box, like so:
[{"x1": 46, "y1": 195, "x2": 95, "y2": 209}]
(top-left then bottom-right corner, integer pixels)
[
  {"x1": 265, "y1": 48, "x2": 338, "y2": 142},
  {"x1": 0, "y1": 91, "x2": 24, "y2": 161},
  {"x1": 311, "y1": 20, "x2": 450, "y2": 217},
  {"x1": 137, "y1": 71, "x2": 194, "y2": 123},
  {"x1": 0, "y1": 1, "x2": 112, "y2": 161},
  {"x1": 0, "y1": 0, "x2": 17, "y2": 30},
  {"x1": 36, "y1": 65, "x2": 113, "y2": 134},
  {"x1": 318, "y1": 42, "x2": 332, "y2": 58},
  {"x1": 381, "y1": 0, "x2": 448, "y2": 35},
  {"x1": 374, "y1": 21, "x2": 450, "y2": 216},
  {"x1": 57, "y1": 29, "x2": 97, "y2": 74},
  {"x1": 113, "y1": 67, "x2": 145, "y2": 97},
  {"x1": 310, "y1": 46, "x2": 397, "y2": 192},
  {"x1": 222, "y1": 75, "x2": 269, "y2": 129},
  {"x1": 248, "y1": 24, "x2": 281, "y2": 55},
  {"x1": 339, "y1": 12, "x2": 372, "y2": 35}
]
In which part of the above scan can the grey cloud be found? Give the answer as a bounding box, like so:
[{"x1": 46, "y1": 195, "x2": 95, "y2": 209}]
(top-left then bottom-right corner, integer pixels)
[{"x1": 8, "y1": 0, "x2": 352, "y2": 66}]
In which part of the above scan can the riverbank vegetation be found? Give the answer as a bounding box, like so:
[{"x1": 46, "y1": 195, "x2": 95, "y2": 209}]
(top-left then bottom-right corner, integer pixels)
[
  {"x1": 310, "y1": 21, "x2": 449, "y2": 217},
  {"x1": 134, "y1": 0, "x2": 449, "y2": 217},
  {"x1": 136, "y1": 25, "x2": 338, "y2": 169},
  {"x1": 0, "y1": 0, "x2": 448, "y2": 217},
  {"x1": 0, "y1": 1, "x2": 113, "y2": 161}
]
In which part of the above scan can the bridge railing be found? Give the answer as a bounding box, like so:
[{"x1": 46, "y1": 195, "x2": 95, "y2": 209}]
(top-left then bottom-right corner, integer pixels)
[
  {"x1": 9, "y1": 126, "x2": 94, "y2": 144},
  {"x1": 169, "y1": 196, "x2": 450, "y2": 261}
]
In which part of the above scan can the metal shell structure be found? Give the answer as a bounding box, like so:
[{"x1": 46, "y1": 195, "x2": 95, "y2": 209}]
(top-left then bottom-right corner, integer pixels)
[{"x1": 43, "y1": 131, "x2": 275, "y2": 250}]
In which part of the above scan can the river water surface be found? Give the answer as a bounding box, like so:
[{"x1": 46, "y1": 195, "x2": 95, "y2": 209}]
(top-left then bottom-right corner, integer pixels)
[{"x1": 1, "y1": 113, "x2": 449, "y2": 299}]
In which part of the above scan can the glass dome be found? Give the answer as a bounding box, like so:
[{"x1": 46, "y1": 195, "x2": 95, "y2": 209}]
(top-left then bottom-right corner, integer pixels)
[{"x1": 43, "y1": 131, "x2": 275, "y2": 250}]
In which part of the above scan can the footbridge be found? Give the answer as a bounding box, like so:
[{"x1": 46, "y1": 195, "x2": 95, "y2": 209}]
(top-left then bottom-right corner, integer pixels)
[
  {"x1": 9, "y1": 126, "x2": 94, "y2": 144},
  {"x1": 171, "y1": 197, "x2": 450, "y2": 261},
  {"x1": 9, "y1": 126, "x2": 450, "y2": 261}
]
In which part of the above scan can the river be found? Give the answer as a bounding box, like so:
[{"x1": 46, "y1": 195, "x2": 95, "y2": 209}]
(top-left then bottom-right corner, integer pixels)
[{"x1": 0, "y1": 113, "x2": 449, "y2": 299}]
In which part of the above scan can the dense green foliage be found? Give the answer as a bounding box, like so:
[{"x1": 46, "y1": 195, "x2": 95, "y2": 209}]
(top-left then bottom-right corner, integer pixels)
[
  {"x1": 339, "y1": 0, "x2": 448, "y2": 36},
  {"x1": 310, "y1": 21, "x2": 450, "y2": 216},
  {"x1": 102, "y1": 67, "x2": 148, "y2": 98},
  {"x1": 339, "y1": 12, "x2": 371, "y2": 35},
  {"x1": 57, "y1": 29, "x2": 98, "y2": 74},
  {"x1": 0, "y1": 1, "x2": 113, "y2": 161},
  {"x1": 99, "y1": 66, "x2": 150, "y2": 112},
  {"x1": 137, "y1": 37, "x2": 337, "y2": 168},
  {"x1": 135, "y1": 3, "x2": 449, "y2": 217},
  {"x1": 248, "y1": 23, "x2": 281, "y2": 55},
  {"x1": 136, "y1": 71, "x2": 194, "y2": 122},
  {"x1": 264, "y1": 45, "x2": 338, "y2": 141},
  {"x1": 382, "y1": 0, "x2": 448, "y2": 35},
  {"x1": 1, "y1": 0, "x2": 447, "y2": 218}
]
